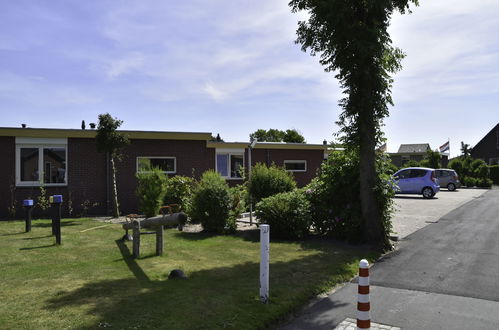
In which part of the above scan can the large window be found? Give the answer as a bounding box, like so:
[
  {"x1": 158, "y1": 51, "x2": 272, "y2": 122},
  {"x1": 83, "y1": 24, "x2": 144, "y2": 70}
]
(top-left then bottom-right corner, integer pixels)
[
  {"x1": 284, "y1": 160, "x2": 307, "y2": 172},
  {"x1": 16, "y1": 138, "x2": 67, "y2": 186},
  {"x1": 216, "y1": 153, "x2": 244, "y2": 179},
  {"x1": 137, "y1": 157, "x2": 176, "y2": 174}
]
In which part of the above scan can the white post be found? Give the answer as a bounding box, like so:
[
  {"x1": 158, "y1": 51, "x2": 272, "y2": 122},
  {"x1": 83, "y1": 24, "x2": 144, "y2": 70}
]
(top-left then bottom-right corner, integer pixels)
[
  {"x1": 249, "y1": 146, "x2": 253, "y2": 225},
  {"x1": 260, "y1": 224, "x2": 270, "y2": 303}
]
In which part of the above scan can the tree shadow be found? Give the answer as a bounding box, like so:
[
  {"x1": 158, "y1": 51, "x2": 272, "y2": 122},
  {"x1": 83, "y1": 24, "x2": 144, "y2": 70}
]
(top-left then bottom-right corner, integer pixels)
[
  {"x1": 394, "y1": 195, "x2": 439, "y2": 200},
  {"x1": 22, "y1": 235, "x2": 53, "y2": 240},
  {"x1": 20, "y1": 244, "x2": 56, "y2": 250},
  {"x1": 31, "y1": 220, "x2": 81, "y2": 228},
  {"x1": 44, "y1": 242, "x2": 364, "y2": 329}
]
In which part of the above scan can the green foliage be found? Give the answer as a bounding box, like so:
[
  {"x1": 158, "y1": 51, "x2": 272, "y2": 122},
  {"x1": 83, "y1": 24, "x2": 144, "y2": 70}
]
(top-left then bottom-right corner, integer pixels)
[
  {"x1": 421, "y1": 149, "x2": 441, "y2": 169},
  {"x1": 489, "y1": 165, "x2": 499, "y2": 184},
  {"x1": 163, "y1": 175, "x2": 197, "y2": 210},
  {"x1": 477, "y1": 178, "x2": 493, "y2": 188},
  {"x1": 136, "y1": 167, "x2": 168, "y2": 218},
  {"x1": 188, "y1": 170, "x2": 234, "y2": 233},
  {"x1": 448, "y1": 158, "x2": 463, "y2": 175},
  {"x1": 290, "y1": 0, "x2": 418, "y2": 249},
  {"x1": 471, "y1": 159, "x2": 488, "y2": 179},
  {"x1": 305, "y1": 151, "x2": 395, "y2": 242},
  {"x1": 96, "y1": 113, "x2": 130, "y2": 156},
  {"x1": 256, "y1": 190, "x2": 312, "y2": 240},
  {"x1": 248, "y1": 163, "x2": 297, "y2": 204},
  {"x1": 229, "y1": 185, "x2": 247, "y2": 224},
  {"x1": 462, "y1": 176, "x2": 477, "y2": 188},
  {"x1": 386, "y1": 161, "x2": 399, "y2": 175},
  {"x1": 37, "y1": 186, "x2": 50, "y2": 214},
  {"x1": 460, "y1": 142, "x2": 472, "y2": 158},
  {"x1": 403, "y1": 160, "x2": 420, "y2": 168},
  {"x1": 249, "y1": 128, "x2": 306, "y2": 143}
]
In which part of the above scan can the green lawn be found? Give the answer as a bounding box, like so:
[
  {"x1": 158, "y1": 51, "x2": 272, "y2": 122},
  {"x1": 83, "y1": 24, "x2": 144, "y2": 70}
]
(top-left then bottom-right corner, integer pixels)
[{"x1": 0, "y1": 218, "x2": 377, "y2": 329}]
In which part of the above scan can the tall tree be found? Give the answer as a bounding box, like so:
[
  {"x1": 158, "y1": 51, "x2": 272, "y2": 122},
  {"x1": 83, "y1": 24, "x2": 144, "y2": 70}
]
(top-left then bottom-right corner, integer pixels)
[
  {"x1": 460, "y1": 142, "x2": 472, "y2": 158},
  {"x1": 290, "y1": 0, "x2": 418, "y2": 248},
  {"x1": 96, "y1": 113, "x2": 130, "y2": 217},
  {"x1": 249, "y1": 128, "x2": 305, "y2": 143}
]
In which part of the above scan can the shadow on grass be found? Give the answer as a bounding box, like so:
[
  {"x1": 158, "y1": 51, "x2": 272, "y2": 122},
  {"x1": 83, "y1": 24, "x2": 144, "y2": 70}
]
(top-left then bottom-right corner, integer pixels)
[
  {"x1": 20, "y1": 244, "x2": 56, "y2": 250},
  {"x1": 0, "y1": 231, "x2": 26, "y2": 237},
  {"x1": 23, "y1": 235, "x2": 53, "y2": 240},
  {"x1": 44, "y1": 239, "x2": 369, "y2": 330},
  {"x1": 31, "y1": 220, "x2": 81, "y2": 228}
]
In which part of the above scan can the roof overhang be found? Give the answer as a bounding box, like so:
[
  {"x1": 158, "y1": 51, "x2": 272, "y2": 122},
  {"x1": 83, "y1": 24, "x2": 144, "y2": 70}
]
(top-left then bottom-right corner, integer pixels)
[{"x1": 206, "y1": 141, "x2": 327, "y2": 150}]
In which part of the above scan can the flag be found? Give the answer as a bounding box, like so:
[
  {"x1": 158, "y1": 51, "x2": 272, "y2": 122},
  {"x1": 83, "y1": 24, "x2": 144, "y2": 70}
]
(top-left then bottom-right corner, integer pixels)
[{"x1": 439, "y1": 141, "x2": 450, "y2": 153}]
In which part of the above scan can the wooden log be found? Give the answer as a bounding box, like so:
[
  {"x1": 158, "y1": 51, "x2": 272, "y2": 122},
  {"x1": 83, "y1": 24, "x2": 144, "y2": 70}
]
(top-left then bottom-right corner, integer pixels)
[
  {"x1": 156, "y1": 225, "x2": 164, "y2": 256},
  {"x1": 122, "y1": 212, "x2": 187, "y2": 230}
]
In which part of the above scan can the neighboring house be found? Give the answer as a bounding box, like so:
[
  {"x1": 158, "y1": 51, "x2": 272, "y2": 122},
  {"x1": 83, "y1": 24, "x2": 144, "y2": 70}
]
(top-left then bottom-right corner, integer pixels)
[
  {"x1": 471, "y1": 123, "x2": 499, "y2": 165},
  {"x1": 389, "y1": 143, "x2": 449, "y2": 168},
  {"x1": 389, "y1": 143, "x2": 431, "y2": 167},
  {"x1": 0, "y1": 127, "x2": 327, "y2": 218}
]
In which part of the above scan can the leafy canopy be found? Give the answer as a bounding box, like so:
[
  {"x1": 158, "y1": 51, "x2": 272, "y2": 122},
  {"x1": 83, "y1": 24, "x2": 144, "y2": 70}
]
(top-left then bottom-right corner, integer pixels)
[
  {"x1": 249, "y1": 128, "x2": 305, "y2": 143},
  {"x1": 96, "y1": 113, "x2": 130, "y2": 156}
]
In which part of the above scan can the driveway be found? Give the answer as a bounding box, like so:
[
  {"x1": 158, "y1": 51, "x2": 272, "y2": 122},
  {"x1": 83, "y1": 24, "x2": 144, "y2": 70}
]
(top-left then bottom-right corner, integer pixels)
[{"x1": 392, "y1": 188, "x2": 488, "y2": 239}]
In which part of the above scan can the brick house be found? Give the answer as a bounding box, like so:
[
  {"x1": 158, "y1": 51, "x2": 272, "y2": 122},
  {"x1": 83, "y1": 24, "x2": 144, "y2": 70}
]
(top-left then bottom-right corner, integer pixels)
[
  {"x1": 471, "y1": 123, "x2": 499, "y2": 165},
  {"x1": 0, "y1": 127, "x2": 327, "y2": 218},
  {"x1": 389, "y1": 143, "x2": 449, "y2": 168}
]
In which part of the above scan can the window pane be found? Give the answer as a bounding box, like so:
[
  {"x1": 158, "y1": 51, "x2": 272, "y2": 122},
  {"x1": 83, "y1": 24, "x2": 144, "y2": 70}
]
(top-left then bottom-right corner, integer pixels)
[
  {"x1": 138, "y1": 158, "x2": 152, "y2": 172},
  {"x1": 20, "y1": 148, "x2": 39, "y2": 182},
  {"x1": 150, "y1": 158, "x2": 175, "y2": 172},
  {"x1": 285, "y1": 161, "x2": 306, "y2": 171},
  {"x1": 217, "y1": 154, "x2": 229, "y2": 177},
  {"x1": 230, "y1": 155, "x2": 244, "y2": 178},
  {"x1": 43, "y1": 147, "x2": 66, "y2": 183}
]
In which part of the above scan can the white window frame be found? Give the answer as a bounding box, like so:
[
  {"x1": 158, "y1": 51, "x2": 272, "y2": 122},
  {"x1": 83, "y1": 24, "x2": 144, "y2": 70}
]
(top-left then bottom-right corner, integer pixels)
[
  {"x1": 136, "y1": 156, "x2": 177, "y2": 174},
  {"x1": 284, "y1": 160, "x2": 307, "y2": 172},
  {"x1": 15, "y1": 137, "x2": 68, "y2": 187},
  {"x1": 216, "y1": 149, "x2": 245, "y2": 180}
]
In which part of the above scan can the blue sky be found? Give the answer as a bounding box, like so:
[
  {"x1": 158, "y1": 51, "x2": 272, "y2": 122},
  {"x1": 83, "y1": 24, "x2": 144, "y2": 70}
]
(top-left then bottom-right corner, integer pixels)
[{"x1": 1, "y1": 0, "x2": 498, "y2": 157}]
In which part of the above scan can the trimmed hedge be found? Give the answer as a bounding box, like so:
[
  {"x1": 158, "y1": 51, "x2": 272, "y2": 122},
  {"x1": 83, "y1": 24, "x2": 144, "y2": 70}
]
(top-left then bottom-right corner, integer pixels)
[
  {"x1": 255, "y1": 190, "x2": 311, "y2": 240},
  {"x1": 489, "y1": 165, "x2": 499, "y2": 184}
]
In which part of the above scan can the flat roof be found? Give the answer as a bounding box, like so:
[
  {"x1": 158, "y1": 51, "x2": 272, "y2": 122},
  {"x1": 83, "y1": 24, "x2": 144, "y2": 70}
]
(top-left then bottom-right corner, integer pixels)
[
  {"x1": 0, "y1": 127, "x2": 212, "y2": 141},
  {"x1": 206, "y1": 141, "x2": 328, "y2": 150}
]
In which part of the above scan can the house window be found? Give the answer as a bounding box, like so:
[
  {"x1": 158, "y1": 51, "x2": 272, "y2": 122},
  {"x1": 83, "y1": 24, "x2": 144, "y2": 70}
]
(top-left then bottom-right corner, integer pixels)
[
  {"x1": 16, "y1": 138, "x2": 67, "y2": 186},
  {"x1": 137, "y1": 157, "x2": 176, "y2": 174},
  {"x1": 216, "y1": 153, "x2": 244, "y2": 179},
  {"x1": 284, "y1": 160, "x2": 307, "y2": 172},
  {"x1": 489, "y1": 158, "x2": 499, "y2": 165}
]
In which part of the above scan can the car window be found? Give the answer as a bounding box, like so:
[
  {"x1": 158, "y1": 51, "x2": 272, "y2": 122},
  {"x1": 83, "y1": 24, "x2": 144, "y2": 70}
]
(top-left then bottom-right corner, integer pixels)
[
  {"x1": 439, "y1": 170, "x2": 450, "y2": 177},
  {"x1": 396, "y1": 169, "x2": 410, "y2": 179},
  {"x1": 410, "y1": 169, "x2": 426, "y2": 178}
]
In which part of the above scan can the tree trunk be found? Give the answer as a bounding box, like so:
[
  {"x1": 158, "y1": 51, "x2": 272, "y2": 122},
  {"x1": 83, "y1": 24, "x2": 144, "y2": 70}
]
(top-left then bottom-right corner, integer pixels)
[
  {"x1": 358, "y1": 108, "x2": 388, "y2": 249},
  {"x1": 110, "y1": 156, "x2": 120, "y2": 218}
]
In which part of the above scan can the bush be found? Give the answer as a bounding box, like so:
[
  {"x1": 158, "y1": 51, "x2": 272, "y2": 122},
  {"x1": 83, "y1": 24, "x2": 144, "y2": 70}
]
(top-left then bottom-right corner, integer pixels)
[
  {"x1": 448, "y1": 158, "x2": 463, "y2": 176},
  {"x1": 477, "y1": 178, "x2": 493, "y2": 188},
  {"x1": 188, "y1": 170, "x2": 234, "y2": 233},
  {"x1": 136, "y1": 167, "x2": 168, "y2": 218},
  {"x1": 386, "y1": 161, "x2": 399, "y2": 175},
  {"x1": 306, "y1": 151, "x2": 395, "y2": 243},
  {"x1": 229, "y1": 185, "x2": 247, "y2": 223},
  {"x1": 164, "y1": 175, "x2": 196, "y2": 211},
  {"x1": 403, "y1": 160, "x2": 420, "y2": 168},
  {"x1": 248, "y1": 163, "x2": 296, "y2": 204},
  {"x1": 462, "y1": 176, "x2": 477, "y2": 187},
  {"x1": 489, "y1": 165, "x2": 499, "y2": 184},
  {"x1": 255, "y1": 190, "x2": 311, "y2": 240}
]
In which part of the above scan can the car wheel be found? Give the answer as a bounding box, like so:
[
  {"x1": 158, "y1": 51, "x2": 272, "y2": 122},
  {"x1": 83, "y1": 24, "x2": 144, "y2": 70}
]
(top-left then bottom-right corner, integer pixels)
[
  {"x1": 447, "y1": 183, "x2": 456, "y2": 191},
  {"x1": 422, "y1": 187, "x2": 434, "y2": 199}
]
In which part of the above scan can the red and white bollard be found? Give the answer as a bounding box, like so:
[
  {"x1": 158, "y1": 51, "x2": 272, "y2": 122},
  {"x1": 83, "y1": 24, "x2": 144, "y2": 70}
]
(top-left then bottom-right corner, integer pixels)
[{"x1": 357, "y1": 259, "x2": 370, "y2": 330}]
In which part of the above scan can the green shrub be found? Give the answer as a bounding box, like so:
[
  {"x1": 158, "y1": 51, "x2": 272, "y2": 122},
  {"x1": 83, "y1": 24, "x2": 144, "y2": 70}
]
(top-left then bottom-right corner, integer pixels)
[
  {"x1": 403, "y1": 160, "x2": 420, "y2": 168},
  {"x1": 136, "y1": 167, "x2": 168, "y2": 218},
  {"x1": 448, "y1": 158, "x2": 463, "y2": 175},
  {"x1": 489, "y1": 165, "x2": 499, "y2": 184},
  {"x1": 477, "y1": 178, "x2": 493, "y2": 188},
  {"x1": 305, "y1": 151, "x2": 395, "y2": 243},
  {"x1": 462, "y1": 176, "x2": 477, "y2": 187},
  {"x1": 255, "y1": 190, "x2": 311, "y2": 240},
  {"x1": 164, "y1": 175, "x2": 196, "y2": 211},
  {"x1": 386, "y1": 161, "x2": 399, "y2": 175},
  {"x1": 471, "y1": 159, "x2": 488, "y2": 178},
  {"x1": 248, "y1": 163, "x2": 296, "y2": 204},
  {"x1": 188, "y1": 170, "x2": 234, "y2": 233},
  {"x1": 229, "y1": 185, "x2": 247, "y2": 223}
]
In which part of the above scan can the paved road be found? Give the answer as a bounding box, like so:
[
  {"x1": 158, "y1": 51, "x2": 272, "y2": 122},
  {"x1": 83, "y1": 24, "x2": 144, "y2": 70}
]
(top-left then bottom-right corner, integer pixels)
[{"x1": 280, "y1": 188, "x2": 499, "y2": 329}]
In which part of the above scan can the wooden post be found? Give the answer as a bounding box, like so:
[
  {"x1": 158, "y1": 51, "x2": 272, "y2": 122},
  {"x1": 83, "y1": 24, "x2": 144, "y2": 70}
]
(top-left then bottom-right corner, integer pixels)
[
  {"x1": 132, "y1": 220, "x2": 141, "y2": 258},
  {"x1": 156, "y1": 225, "x2": 164, "y2": 256},
  {"x1": 50, "y1": 195, "x2": 63, "y2": 245},
  {"x1": 23, "y1": 200, "x2": 33, "y2": 233}
]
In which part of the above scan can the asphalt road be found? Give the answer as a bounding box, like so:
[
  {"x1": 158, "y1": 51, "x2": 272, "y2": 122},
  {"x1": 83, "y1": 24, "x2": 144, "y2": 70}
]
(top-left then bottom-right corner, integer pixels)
[{"x1": 280, "y1": 188, "x2": 499, "y2": 329}]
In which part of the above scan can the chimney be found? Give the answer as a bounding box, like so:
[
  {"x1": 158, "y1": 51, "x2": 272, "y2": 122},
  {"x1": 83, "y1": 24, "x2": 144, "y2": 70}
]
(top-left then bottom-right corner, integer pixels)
[{"x1": 21, "y1": 123, "x2": 26, "y2": 128}]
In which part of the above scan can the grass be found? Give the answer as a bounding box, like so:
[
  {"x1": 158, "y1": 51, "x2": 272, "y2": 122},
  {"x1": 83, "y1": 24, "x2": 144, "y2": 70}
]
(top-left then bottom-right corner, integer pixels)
[{"x1": 0, "y1": 218, "x2": 378, "y2": 329}]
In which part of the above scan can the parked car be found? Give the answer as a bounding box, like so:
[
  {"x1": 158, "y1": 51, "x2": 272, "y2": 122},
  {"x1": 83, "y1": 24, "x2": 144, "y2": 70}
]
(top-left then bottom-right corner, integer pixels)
[
  {"x1": 393, "y1": 167, "x2": 440, "y2": 199},
  {"x1": 435, "y1": 169, "x2": 461, "y2": 191}
]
